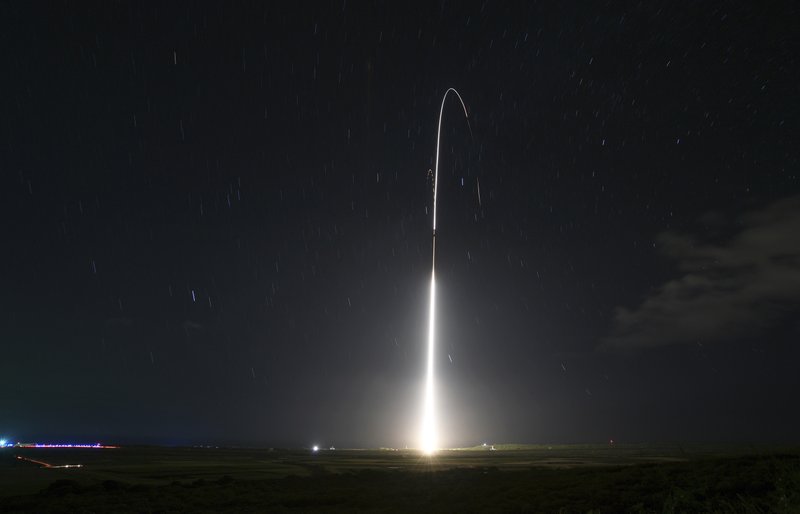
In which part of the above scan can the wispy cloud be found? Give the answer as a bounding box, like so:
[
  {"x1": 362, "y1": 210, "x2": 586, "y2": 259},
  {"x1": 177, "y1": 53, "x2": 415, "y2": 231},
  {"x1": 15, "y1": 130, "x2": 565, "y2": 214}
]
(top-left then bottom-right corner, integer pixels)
[{"x1": 604, "y1": 195, "x2": 800, "y2": 349}]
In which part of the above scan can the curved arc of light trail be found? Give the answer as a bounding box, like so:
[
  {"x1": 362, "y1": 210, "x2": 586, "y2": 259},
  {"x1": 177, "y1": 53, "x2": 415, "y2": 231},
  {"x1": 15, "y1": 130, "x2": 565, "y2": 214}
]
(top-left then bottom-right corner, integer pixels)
[
  {"x1": 421, "y1": 88, "x2": 469, "y2": 455},
  {"x1": 432, "y1": 87, "x2": 470, "y2": 240}
]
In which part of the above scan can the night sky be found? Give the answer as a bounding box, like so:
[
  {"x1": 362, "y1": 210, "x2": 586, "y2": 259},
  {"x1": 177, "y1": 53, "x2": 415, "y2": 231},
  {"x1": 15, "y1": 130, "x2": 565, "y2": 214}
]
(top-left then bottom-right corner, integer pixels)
[{"x1": 2, "y1": 2, "x2": 798, "y2": 448}]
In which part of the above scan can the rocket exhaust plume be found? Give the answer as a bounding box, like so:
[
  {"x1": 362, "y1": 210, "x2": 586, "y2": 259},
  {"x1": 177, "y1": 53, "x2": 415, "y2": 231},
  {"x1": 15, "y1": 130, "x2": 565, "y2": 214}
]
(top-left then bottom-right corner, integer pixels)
[{"x1": 420, "y1": 88, "x2": 470, "y2": 455}]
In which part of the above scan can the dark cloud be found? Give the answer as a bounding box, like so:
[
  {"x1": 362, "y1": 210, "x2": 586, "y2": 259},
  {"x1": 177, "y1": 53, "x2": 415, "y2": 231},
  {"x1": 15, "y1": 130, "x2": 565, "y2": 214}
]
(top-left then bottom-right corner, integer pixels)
[{"x1": 604, "y1": 195, "x2": 800, "y2": 350}]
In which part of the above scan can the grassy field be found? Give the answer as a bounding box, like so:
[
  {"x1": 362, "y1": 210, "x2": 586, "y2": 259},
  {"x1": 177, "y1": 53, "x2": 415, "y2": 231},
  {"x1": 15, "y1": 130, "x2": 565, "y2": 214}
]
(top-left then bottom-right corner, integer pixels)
[{"x1": 1, "y1": 444, "x2": 798, "y2": 512}]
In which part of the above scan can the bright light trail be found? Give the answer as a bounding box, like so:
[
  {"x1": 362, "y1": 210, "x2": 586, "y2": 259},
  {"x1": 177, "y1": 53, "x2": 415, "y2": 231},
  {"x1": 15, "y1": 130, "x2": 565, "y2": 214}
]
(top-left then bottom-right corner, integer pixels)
[
  {"x1": 15, "y1": 455, "x2": 83, "y2": 469},
  {"x1": 421, "y1": 272, "x2": 437, "y2": 454},
  {"x1": 420, "y1": 88, "x2": 470, "y2": 455}
]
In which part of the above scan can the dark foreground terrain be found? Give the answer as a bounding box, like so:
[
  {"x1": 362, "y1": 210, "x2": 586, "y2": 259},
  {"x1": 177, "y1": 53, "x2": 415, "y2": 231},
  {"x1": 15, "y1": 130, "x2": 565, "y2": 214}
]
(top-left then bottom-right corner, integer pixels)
[{"x1": 1, "y1": 444, "x2": 798, "y2": 513}]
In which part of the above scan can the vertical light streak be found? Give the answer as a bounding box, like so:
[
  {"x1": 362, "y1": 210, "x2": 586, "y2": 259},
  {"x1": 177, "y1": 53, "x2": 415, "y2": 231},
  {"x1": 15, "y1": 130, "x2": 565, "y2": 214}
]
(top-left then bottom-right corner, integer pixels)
[
  {"x1": 421, "y1": 271, "x2": 437, "y2": 454},
  {"x1": 421, "y1": 88, "x2": 469, "y2": 455}
]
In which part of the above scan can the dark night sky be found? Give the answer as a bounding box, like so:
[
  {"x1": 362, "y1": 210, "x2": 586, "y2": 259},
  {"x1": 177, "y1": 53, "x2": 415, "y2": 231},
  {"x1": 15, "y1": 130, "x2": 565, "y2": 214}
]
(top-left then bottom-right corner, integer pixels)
[{"x1": 2, "y1": 2, "x2": 798, "y2": 448}]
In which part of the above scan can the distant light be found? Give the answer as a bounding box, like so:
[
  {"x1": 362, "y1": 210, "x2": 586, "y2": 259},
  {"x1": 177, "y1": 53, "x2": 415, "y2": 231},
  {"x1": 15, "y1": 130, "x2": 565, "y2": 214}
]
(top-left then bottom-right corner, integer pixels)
[
  {"x1": 312, "y1": 445, "x2": 319, "y2": 452},
  {"x1": 0, "y1": 439, "x2": 6, "y2": 447},
  {"x1": 16, "y1": 443, "x2": 118, "y2": 449}
]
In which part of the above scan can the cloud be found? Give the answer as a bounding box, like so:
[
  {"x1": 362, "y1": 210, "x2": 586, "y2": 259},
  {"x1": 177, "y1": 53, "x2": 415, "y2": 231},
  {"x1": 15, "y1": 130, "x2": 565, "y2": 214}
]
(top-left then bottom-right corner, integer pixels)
[{"x1": 604, "y1": 195, "x2": 800, "y2": 350}]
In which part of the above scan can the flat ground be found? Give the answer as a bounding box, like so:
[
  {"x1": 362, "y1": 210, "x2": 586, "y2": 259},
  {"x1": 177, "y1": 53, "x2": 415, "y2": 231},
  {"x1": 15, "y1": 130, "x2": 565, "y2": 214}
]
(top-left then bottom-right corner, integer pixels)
[{"x1": 1, "y1": 444, "x2": 798, "y2": 513}]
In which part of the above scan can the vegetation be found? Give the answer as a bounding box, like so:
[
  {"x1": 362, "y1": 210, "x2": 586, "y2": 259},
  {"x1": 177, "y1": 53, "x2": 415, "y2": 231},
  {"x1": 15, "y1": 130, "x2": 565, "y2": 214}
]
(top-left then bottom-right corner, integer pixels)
[{"x1": 1, "y1": 445, "x2": 797, "y2": 513}]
